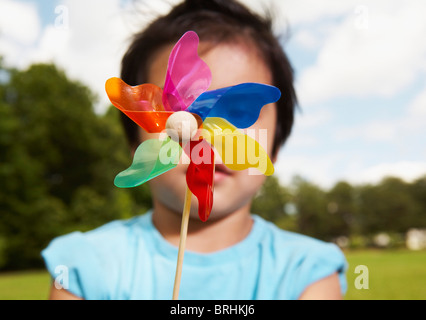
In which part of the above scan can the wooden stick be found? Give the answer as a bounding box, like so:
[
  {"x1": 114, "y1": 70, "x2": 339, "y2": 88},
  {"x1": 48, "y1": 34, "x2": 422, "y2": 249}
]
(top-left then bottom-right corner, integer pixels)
[{"x1": 172, "y1": 185, "x2": 192, "y2": 300}]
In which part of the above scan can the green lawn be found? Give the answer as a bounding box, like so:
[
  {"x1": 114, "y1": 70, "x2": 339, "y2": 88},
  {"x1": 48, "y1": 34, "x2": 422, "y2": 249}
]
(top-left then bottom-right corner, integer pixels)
[
  {"x1": 0, "y1": 270, "x2": 51, "y2": 300},
  {"x1": 0, "y1": 249, "x2": 425, "y2": 300},
  {"x1": 344, "y1": 249, "x2": 426, "y2": 300}
]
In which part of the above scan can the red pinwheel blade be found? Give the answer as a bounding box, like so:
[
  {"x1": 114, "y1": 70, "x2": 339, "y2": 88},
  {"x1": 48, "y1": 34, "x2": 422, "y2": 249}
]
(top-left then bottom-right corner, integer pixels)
[{"x1": 186, "y1": 139, "x2": 215, "y2": 222}]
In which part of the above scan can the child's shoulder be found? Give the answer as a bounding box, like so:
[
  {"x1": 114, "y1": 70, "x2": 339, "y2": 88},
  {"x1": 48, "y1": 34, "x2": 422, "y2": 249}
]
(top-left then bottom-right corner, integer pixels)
[
  {"x1": 46, "y1": 212, "x2": 150, "y2": 249},
  {"x1": 41, "y1": 212, "x2": 152, "y2": 299},
  {"x1": 82, "y1": 212, "x2": 150, "y2": 242},
  {"x1": 254, "y1": 213, "x2": 339, "y2": 250},
  {"x1": 253, "y1": 214, "x2": 346, "y2": 267},
  {"x1": 255, "y1": 217, "x2": 347, "y2": 298},
  {"x1": 253, "y1": 214, "x2": 347, "y2": 296}
]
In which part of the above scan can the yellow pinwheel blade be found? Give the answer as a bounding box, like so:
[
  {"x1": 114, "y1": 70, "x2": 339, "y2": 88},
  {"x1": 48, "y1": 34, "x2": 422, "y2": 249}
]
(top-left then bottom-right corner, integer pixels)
[{"x1": 201, "y1": 117, "x2": 274, "y2": 176}]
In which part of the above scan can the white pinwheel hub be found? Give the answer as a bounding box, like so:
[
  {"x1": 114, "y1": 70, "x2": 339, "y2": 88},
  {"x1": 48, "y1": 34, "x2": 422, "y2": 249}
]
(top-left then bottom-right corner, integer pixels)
[{"x1": 165, "y1": 111, "x2": 199, "y2": 143}]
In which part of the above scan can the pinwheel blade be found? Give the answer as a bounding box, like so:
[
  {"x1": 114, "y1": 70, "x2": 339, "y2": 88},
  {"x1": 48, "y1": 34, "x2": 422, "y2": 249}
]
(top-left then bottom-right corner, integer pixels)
[
  {"x1": 187, "y1": 83, "x2": 281, "y2": 128},
  {"x1": 114, "y1": 138, "x2": 182, "y2": 188},
  {"x1": 163, "y1": 31, "x2": 212, "y2": 112},
  {"x1": 186, "y1": 139, "x2": 215, "y2": 222},
  {"x1": 106, "y1": 77, "x2": 173, "y2": 133},
  {"x1": 201, "y1": 117, "x2": 274, "y2": 176},
  {"x1": 106, "y1": 77, "x2": 164, "y2": 111},
  {"x1": 124, "y1": 111, "x2": 175, "y2": 133}
]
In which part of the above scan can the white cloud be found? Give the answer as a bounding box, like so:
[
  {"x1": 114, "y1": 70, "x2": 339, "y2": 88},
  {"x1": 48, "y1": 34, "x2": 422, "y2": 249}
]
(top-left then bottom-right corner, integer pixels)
[
  {"x1": 23, "y1": 0, "x2": 133, "y2": 112},
  {"x1": 0, "y1": 0, "x2": 144, "y2": 112},
  {"x1": 270, "y1": 0, "x2": 356, "y2": 26},
  {"x1": 0, "y1": 0, "x2": 40, "y2": 45},
  {"x1": 345, "y1": 161, "x2": 426, "y2": 185},
  {"x1": 295, "y1": 108, "x2": 332, "y2": 129},
  {"x1": 278, "y1": 86, "x2": 426, "y2": 189},
  {"x1": 0, "y1": 0, "x2": 132, "y2": 112},
  {"x1": 275, "y1": 152, "x2": 346, "y2": 189},
  {"x1": 276, "y1": 150, "x2": 426, "y2": 189},
  {"x1": 28, "y1": 25, "x2": 70, "y2": 62},
  {"x1": 408, "y1": 89, "x2": 426, "y2": 117},
  {"x1": 337, "y1": 120, "x2": 397, "y2": 143},
  {"x1": 0, "y1": 0, "x2": 41, "y2": 66},
  {"x1": 281, "y1": 109, "x2": 332, "y2": 148},
  {"x1": 285, "y1": 134, "x2": 319, "y2": 148},
  {"x1": 335, "y1": 83, "x2": 426, "y2": 144},
  {"x1": 295, "y1": 1, "x2": 426, "y2": 106},
  {"x1": 292, "y1": 30, "x2": 322, "y2": 50}
]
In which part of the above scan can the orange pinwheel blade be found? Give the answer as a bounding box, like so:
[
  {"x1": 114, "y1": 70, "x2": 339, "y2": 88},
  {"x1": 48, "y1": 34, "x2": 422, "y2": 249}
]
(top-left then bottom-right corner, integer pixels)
[
  {"x1": 106, "y1": 77, "x2": 172, "y2": 132},
  {"x1": 123, "y1": 111, "x2": 173, "y2": 133},
  {"x1": 106, "y1": 77, "x2": 164, "y2": 111}
]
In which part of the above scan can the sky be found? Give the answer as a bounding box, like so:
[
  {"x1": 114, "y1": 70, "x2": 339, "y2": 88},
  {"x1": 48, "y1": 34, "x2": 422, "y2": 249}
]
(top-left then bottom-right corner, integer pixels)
[{"x1": 1, "y1": 0, "x2": 425, "y2": 189}]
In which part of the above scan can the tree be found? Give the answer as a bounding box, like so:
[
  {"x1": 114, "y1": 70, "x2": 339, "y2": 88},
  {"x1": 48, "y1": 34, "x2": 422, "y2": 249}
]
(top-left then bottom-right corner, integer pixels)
[
  {"x1": 326, "y1": 181, "x2": 355, "y2": 237},
  {"x1": 0, "y1": 62, "x2": 151, "y2": 270},
  {"x1": 356, "y1": 177, "x2": 421, "y2": 235},
  {"x1": 291, "y1": 176, "x2": 331, "y2": 240},
  {"x1": 408, "y1": 175, "x2": 426, "y2": 228},
  {"x1": 251, "y1": 176, "x2": 295, "y2": 230}
]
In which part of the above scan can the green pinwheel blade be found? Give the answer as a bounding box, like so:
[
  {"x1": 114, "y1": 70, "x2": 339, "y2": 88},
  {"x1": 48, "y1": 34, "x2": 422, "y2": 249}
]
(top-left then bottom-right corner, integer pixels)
[{"x1": 114, "y1": 137, "x2": 182, "y2": 188}]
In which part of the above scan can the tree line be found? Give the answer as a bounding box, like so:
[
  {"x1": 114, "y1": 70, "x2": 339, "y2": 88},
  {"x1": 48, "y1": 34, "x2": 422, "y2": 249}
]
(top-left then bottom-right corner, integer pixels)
[
  {"x1": 0, "y1": 61, "x2": 425, "y2": 270},
  {"x1": 253, "y1": 174, "x2": 426, "y2": 247}
]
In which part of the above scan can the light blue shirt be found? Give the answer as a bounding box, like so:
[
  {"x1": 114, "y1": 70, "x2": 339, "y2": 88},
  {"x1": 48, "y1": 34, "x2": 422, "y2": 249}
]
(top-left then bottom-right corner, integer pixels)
[{"x1": 42, "y1": 211, "x2": 347, "y2": 300}]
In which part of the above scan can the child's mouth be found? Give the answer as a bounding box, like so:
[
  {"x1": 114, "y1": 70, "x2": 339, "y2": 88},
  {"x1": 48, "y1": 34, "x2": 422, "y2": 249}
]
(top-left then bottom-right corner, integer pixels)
[{"x1": 214, "y1": 163, "x2": 232, "y2": 183}]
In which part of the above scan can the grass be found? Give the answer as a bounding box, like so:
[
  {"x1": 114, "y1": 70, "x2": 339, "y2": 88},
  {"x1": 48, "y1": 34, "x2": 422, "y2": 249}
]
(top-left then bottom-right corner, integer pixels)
[
  {"x1": 0, "y1": 249, "x2": 425, "y2": 300},
  {"x1": 344, "y1": 249, "x2": 426, "y2": 300},
  {"x1": 0, "y1": 270, "x2": 51, "y2": 300}
]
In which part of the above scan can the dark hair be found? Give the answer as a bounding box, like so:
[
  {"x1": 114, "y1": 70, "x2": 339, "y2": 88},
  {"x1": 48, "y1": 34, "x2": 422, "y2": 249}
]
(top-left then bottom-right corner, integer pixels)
[{"x1": 120, "y1": 0, "x2": 297, "y2": 156}]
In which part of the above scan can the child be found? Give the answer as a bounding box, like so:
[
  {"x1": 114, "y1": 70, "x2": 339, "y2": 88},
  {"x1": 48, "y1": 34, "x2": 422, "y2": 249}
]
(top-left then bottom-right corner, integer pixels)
[{"x1": 42, "y1": 0, "x2": 347, "y2": 300}]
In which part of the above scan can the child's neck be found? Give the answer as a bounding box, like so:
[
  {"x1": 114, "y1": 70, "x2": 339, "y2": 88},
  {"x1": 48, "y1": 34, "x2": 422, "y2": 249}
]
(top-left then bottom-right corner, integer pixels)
[{"x1": 152, "y1": 199, "x2": 254, "y2": 253}]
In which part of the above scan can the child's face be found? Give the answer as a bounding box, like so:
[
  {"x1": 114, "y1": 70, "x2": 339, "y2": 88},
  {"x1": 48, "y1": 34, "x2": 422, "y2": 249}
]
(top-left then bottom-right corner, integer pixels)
[{"x1": 141, "y1": 41, "x2": 277, "y2": 220}]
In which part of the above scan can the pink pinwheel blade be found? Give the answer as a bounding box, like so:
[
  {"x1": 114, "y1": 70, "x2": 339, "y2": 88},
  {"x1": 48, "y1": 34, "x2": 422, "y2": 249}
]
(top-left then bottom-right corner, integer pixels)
[
  {"x1": 163, "y1": 31, "x2": 212, "y2": 112},
  {"x1": 186, "y1": 139, "x2": 215, "y2": 222}
]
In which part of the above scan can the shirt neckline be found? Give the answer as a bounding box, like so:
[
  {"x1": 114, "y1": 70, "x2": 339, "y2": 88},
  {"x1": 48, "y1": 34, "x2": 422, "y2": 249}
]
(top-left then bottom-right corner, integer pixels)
[{"x1": 140, "y1": 210, "x2": 266, "y2": 266}]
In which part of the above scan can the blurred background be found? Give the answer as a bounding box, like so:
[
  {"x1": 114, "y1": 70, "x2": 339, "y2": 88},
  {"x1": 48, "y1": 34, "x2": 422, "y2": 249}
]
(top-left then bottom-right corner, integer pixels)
[{"x1": 0, "y1": 0, "x2": 425, "y2": 299}]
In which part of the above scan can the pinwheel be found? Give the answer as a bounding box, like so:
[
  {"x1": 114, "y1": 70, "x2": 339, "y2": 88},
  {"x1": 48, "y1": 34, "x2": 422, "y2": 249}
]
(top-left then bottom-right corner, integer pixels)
[{"x1": 105, "y1": 31, "x2": 280, "y2": 299}]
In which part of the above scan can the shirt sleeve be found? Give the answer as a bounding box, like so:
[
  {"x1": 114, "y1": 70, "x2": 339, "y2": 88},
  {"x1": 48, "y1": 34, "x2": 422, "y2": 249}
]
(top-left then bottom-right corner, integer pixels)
[
  {"x1": 290, "y1": 242, "x2": 348, "y2": 299},
  {"x1": 41, "y1": 231, "x2": 109, "y2": 300}
]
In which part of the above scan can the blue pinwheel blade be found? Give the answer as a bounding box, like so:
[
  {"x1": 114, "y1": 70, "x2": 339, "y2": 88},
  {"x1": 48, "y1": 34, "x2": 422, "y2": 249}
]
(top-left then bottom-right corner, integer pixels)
[{"x1": 187, "y1": 83, "x2": 281, "y2": 128}]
